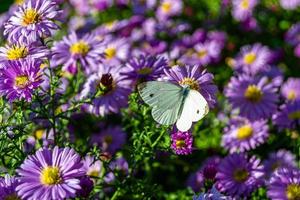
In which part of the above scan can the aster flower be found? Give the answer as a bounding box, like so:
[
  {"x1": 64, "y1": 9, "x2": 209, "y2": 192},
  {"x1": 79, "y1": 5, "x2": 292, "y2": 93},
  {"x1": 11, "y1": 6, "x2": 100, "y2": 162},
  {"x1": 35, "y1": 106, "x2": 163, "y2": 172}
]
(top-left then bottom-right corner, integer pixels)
[
  {"x1": 16, "y1": 146, "x2": 85, "y2": 200},
  {"x1": 102, "y1": 37, "x2": 130, "y2": 65},
  {"x1": 76, "y1": 176, "x2": 94, "y2": 198},
  {"x1": 225, "y1": 74, "x2": 278, "y2": 120},
  {"x1": 272, "y1": 100, "x2": 300, "y2": 129},
  {"x1": 156, "y1": 0, "x2": 182, "y2": 20},
  {"x1": 0, "y1": 41, "x2": 49, "y2": 62},
  {"x1": 281, "y1": 78, "x2": 300, "y2": 101},
  {"x1": 187, "y1": 171, "x2": 204, "y2": 192},
  {"x1": 222, "y1": 116, "x2": 269, "y2": 153},
  {"x1": 267, "y1": 167, "x2": 300, "y2": 200},
  {"x1": 0, "y1": 59, "x2": 43, "y2": 102},
  {"x1": 80, "y1": 65, "x2": 132, "y2": 116},
  {"x1": 122, "y1": 54, "x2": 167, "y2": 82},
  {"x1": 216, "y1": 153, "x2": 264, "y2": 197},
  {"x1": 280, "y1": 0, "x2": 300, "y2": 10},
  {"x1": 104, "y1": 157, "x2": 129, "y2": 184},
  {"x1": 260, "y1": 66, "x2": 283, "y2": 87},
  {"x1": 51, "y1": 32, "x2": 104, "y2": 74},
  {"x1": 90, "y1": 126, "x2": 126, "y2": 155},
  {"x1": 82, "y1": 155, "x2": 103, "y2": 178},
  {"x1": 0, "y1": 175, "x2": 20, "y2": 200},
  {"x1": 170, "y1": 131, "x2": 193, "y2": 155},
  {"x1": 233, "y1": 43, "x2": 271, "y2": 75},
  {"x1": 91, "y1": 0, "x2": 113, "y2": 11},
  {"x1": 286, "y1": 23, "x2": 300, "y2": 46},
  {"x1": 232, "y1": 0, "x2": 258, "y2": 21},
  {"x1": 69, "y1": 0, "x2": 91, "y2": 16},
  {"x1": 193, "y1": 185, "x2": 229, "y2": 200},
  {"x1": 4, "y1": 0, "x2": 61, "y2": 43},
  {"x1": 164, "y1": 65, "x2": 218, "y2": 108},
  {"x1": 263, "y1": 150, "x2": 297, "y2": 179}
]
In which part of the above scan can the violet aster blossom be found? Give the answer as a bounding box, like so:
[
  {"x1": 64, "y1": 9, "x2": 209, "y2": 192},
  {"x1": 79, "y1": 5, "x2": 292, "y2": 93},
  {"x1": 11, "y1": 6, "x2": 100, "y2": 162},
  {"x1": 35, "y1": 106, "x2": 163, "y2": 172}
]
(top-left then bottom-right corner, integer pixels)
[
  {"x1": 82, "y1": 155, "x2": 103, "y2": 178},
  {"x1": 16, "y1": 146, "x2": 85, "y2": 200},
  {"x1": 104, "y1": 157, "x2": 129, "y2": 184},
  {"x1": 0, "y1": 59, "x2": 43, "y2": 102},
  {"x1": 80, "y1": 65, "x2": 132, "y2": 116},
  {"x1": 51, "y1": 32, "x2": 104, "y2": 74},
  {"x1": 225, "y1": 74, "x2": 278, "y2": 120},
  {"x1": 280, "y1": 0, "x2": 300, "y2": 10},
  {"x1": 232, "y1": 0, "x2": 258, "y2": 21},
  {"x1": 122, "y1": 54, "x2": 168, "y2": 82},
  {"x1": 233, "y1": 43, "x2": 271, "y2": 75},
  {"x1": 281, "y1": 78, "x2": 300, "y2": 101},
  {"x1": 216, "y1": 153, "x2": 264, "y2": 197},
  {"x1": 193, "y1": 185, "x2": 229, "y2": 200},
  {"x1": 170, "y1": 131, "x2": 193, "y2": 155},
  {"x1": 222, "y1": 116, "x2": 269, "y2": 153},
  {"x1": 90, "y1": 126, "x2": 126, "y2": 155},
  {"x1": 272, "y1": 100, "x2": 300, "y2": 129},
  {"x1": 263, "y1": 150, "x2": 297, "y2": 179},
  {"x1": 164, "y1": 65, "x2": 218, "y2": 108},
  {"x1": 286, "y1": 23, "x2": 300, "y2": 46},
  {"x1": 0, "y1": 41, "x2": 49, "y2": 62},
  {"x1": 267, "y1": 167, "x2": 300, "y2": 200},
  {"x1": 0, "y1": 175, "x2": 20, "y2": 200},
  {"x1": 4, "y1": 0, "x2": 61, "y2": 43},
  {"x1": 156, "y1": 0, "x2": 182, "y2": 21}
]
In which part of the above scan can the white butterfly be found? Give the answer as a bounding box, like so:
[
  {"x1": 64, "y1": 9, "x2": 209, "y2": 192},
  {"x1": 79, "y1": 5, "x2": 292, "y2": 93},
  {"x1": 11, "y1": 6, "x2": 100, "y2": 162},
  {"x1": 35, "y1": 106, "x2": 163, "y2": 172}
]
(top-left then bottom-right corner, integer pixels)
[{"x1": 138, "y1": 81, "x2": 209, "y2": 131}]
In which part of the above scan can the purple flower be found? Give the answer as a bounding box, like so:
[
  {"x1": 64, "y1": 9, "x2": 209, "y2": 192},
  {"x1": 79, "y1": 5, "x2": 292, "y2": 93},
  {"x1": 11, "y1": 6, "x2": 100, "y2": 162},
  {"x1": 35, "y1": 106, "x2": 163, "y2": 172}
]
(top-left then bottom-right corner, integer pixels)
[
  {"x1": 0, "y1": 59, "x2": 43, "y2": 102},
  {"x1": 90, "y1": 126, "x2": 126, "y2": 155},
  {"x1": 51, "y1": 32, "x2": 104, "y2": 74},
  {"x1": 233, "y1": 43, "x2": 271, "y2": 75},
  {"x1": 232, "y1": 0, "x2": 258, "y2": 21},
  {"x1": 216, "y1": 153, "x2": 264, "y2": 197},
  {"x1": 76, "y1": 176, "x2": 94, "y2": 198},
  {"x1": 156, "y1": 0, "x2": 182, "y2": 21},
  {"x1": 122, "y1": 54, "x2": 167, "y2": 82},
  {"x1": 272, "y1": 100, "x2": 300, "y2": 129},
  {"x1": 286, "y1": 23, "x2": 300, "y2": 46},
  {"x1": 0, "y1": 175, "x2": 20, "y2": 200},
  {"x1": 0, "y1": 41, "x2": 49, "y2": 62},
  {"x1": 263, "y1": 150, "x2": 297, "y2": 179},
  {"x1": 69, "y1": 0, "x2": 91, "y2": 15},
  {"x1": 225, "y1": 74, "x2": 278, "y2": 120},
  {"x1": 82, "y1": 155, "x2": 103, "y2": 178},
  {"x1": 104, "y1": 157, "x2": 129, "y2": 184},
  {"x1": 260, "y1": 66, "x2": 284, "y2": 87},
  {"x1": 280, "y1": 0, "x2": 300, "y2": 10},
  {"x1": 4, "y1": 0, "x2": 61, "y2": 43},
  {"x1": 102, "y1": 37, "x2": 130, "y2": 65},
  {"x1": 267, "y1": 167, "x2": 300, "y2": 200},
  {"x1": 164, "y1": 65, "x2": 218, "y2": 108},
  {"x1": 193, "y1": 185, "x2": 229, "y2": 200},
  {"x1": 222, "y1": 116, "x2": 269, "y2": 153},
  {"x1": 80, "y1": 65, "x2": 132, "y2": 116},
  {"x1": 16, "y1": 146, "x2": 85, "y2": 200},
  {"x1": 91, "y1": 0, "x2": 113, "y2": 11},
  {"x1": 281, "y1": 78, "x2": 300, "y2": 101},
  {"x1": 170, "y1": 131, "x2": 193, "y2": 155}
]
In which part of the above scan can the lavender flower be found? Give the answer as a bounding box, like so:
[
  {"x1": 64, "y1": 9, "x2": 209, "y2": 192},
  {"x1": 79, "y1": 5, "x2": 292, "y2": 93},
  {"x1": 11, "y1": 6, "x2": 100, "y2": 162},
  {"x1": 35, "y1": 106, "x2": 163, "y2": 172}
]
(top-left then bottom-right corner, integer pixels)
[
  {"x1": 216, "y1": 153, "x2": 264, "y2": 197},
  {"x1": 0, "y1": 59, "x2": 43, "y2": 102},
  {"x1": 281, "y1": 78, "x2": 300, "y2": 101},
  {"x1": 267, "y1": 167, "x2": 300, "y2": 200},
  {"x1": 232, "y1": 0, "x2": 258, "y2": 21},
  {"x1": 222, "y1": 116, "x2": 269, "y2": 153},
  {"x1": 225, "y1": 74, "x2": 278, "y2": 120},
  {"x1": 286, "y1": 23, "x2": 300, "y2": 46},
  {"x1": 0, "y1": 175, "x2": 20, "y2": 200},
  {"x1": 280, "y1": 0, "x2": 300, "y2": 10},
  {"x1": 51, "y1": 32, "x2": 104, "y2": 74},
  {"x1": 273, "y1": 100, "x2": 300, "y2": 129},
  {"x1": 164, "y1": 65, "x2": 218, "y2": 108},
  {"x1": 104, "y1": 157, "x2": 129, "y2": 184},
  {"x1": 82, "y1": 155, "x2": 103, "y2": 178},
  {"x1": 170, "y1": 131, "x2": 193, "y2": 155},
  {"x1": 4, "y1": 0, "x2": 61, "y2": 43},
  {"x1": 16, "y1": 146, "x2": 85, "y2": 200},
  {"x1": 156, "y1": 0, "x2": 182, "y2": 21}
]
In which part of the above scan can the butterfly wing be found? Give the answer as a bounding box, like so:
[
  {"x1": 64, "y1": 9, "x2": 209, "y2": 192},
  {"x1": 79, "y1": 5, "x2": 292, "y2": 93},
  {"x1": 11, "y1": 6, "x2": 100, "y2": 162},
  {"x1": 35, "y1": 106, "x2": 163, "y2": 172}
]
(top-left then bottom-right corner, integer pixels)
[
  {"x1": 138, "y1": 81, "x2": 184, "y2": 125},
  {"x1": 176, "y1": 90, "x2": 209, "y2": 132}
]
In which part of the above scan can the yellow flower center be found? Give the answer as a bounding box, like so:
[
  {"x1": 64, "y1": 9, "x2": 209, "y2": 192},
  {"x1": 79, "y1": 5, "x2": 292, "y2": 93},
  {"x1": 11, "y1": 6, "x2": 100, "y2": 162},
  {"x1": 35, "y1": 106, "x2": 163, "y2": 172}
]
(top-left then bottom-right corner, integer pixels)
[
  {"x1": 4, "y1": 194, "x2": 20, "y2": 200},
  {"x1": 179, "y1": 77, "x2": 199, "y2": 90},
  {"x1": 104, "y1": 21, "x2": 116, "y2": 30},
  {"x1": 197, "y1": 50, "x2": 208, "y2": 59},
  {"x1": 15, "y1": 75, "x2": 29, "y2": 89},
  {"x1": 14, "y1": 0, "x2": 24, "y2": 5},
  {"x1": 161, "y1": 2, "x2": 172, "y2": 13},
  {"x1": 233, "y1": 168, "x2": 248, "y2": 182},
  {"x1": 34, "y1": 129, "x2": 44, "y2": 140},
  {"x1": 104, "y1": 48, "x2": 116, "y2": 59},
  {"x1": 88, "y1": 170, "x2": 100, "y2": 177},
  {"x1": 104, "y1": 135, "x2": 113, "y2": 144},
  {"x1": 288, "y1": 90, "x2": 297, "y2": 101},
  {"x1": 40, "y1": 166, "x2": 61, "y2": 185},
  {"x1": 243, "y1": 52, "x2": 256, "y2": 65},
  {"x1": 240, "y1": 0, "x2": 250, "y2": 10},
  {"x1": 70, "y1": 41, "x2": 90, "y2": 55},
  {"x1": 7, "y1": 46, "x2": 28, "y2": 60},
  {"x1": 137, "y1": 67, "x2": 153, "y2": 75},
  {"x1": 286, "y1": 184, "x2": 300, "y2": 200},
  {"x1": 236, "y1": 125, "x2": 253, "y2": 140},
  {"x1": 244, "y1": 85, "x2": 263, "y2": 102},
  {"x1": 176, "y1": 140, "x2": 186, "y2": 148},
  {"x1": 288, "y1": 111, "x2": 300, "y2": 120},
  {"x1": 22, "y1": 8, "x2": 40, "y2": 26}
]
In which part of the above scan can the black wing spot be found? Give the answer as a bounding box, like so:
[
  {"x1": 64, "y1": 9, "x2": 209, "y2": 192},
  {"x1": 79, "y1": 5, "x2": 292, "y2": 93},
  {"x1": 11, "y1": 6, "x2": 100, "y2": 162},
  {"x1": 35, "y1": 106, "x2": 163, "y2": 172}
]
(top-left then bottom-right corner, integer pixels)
[
  {"x1": 197, "y1": 110, "x2": 199, "y2": 114},
  {"x1": 149, "y1": 94, "x2": 154, "y2": 97}
]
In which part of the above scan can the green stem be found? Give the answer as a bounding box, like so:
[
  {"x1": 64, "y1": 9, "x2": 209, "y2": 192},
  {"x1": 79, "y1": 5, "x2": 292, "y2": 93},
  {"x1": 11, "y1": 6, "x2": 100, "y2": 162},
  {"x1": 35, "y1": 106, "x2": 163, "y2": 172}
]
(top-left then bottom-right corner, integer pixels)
[{"x1": 151, "y1": 131, "x2": 165, "y2": 148}]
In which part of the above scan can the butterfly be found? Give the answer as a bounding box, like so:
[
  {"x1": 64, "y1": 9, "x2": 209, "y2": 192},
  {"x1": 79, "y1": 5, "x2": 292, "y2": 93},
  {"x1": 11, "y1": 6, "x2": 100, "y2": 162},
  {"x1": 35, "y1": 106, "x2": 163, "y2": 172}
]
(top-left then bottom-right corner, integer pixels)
[{"x1": 138, "y1": 81, "x2": 209, "y2": 132}]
